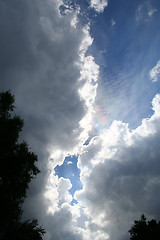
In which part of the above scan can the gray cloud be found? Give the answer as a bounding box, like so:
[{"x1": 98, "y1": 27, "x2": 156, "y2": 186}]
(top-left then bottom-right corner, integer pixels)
[
  {"x1": 43, "y1": 205, "x2": 83, "y2": 240},
  {"x1": 2, "y1": 1, "x2": 160, "y2": 240},
  {"x1": 0, "y1": 0, "x2": 97, "y2": 239},
  {"x1": 0, "y1": 0, "x2": 87, "y2": 155},
  {"x1": 76, "y1": 94, "x2": 160, "y2": 240}
]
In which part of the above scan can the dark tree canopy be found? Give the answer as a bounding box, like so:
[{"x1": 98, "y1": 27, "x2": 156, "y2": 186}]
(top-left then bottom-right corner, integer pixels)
[
  {"x1": 129, "y1": 214, "x2": 160, "y2": 240},
  {"x1": 3, "y1": 219, "x2": 45, "y2": 240},
  {"x1": 0, "y1": 91, "x2": 45, "y2": 240}
]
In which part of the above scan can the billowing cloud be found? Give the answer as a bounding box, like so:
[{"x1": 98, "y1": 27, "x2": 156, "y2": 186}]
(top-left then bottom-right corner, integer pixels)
[
  {"x1": 149, "y1": 60, "x2": 160, "y2": 82},
  {"x1": 75, "y1": 94, "x2": 160, "y2": 240},
  {"x1": 1, "y1": 1, "x2": 160, "y2": 240},
  {"x1": 0, "y1": 0, "x2": 99, "y2": 239},
  {"x1": 90, "y1": 0, "x2": 108, "y2": 13},
  {"x1": 0, "y1": 0, "x2": 85, "y2": 156},
  {"x1": 0, "y1": 0, "x2": 99, "y2": 162}
]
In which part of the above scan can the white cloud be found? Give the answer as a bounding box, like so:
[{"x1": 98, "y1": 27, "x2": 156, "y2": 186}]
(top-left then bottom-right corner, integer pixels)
[
  {"x1": 57, "y1": 177, "x2": 73, "y2": 205},
  {"x1": 90, "y1": 0, "x2": 108, "y2": 13},
  {"x1": 67, "y1": 161, "x2": 73, "y2": 165},
  {"x1": 0, "y1": 0, "x2": 99, "y2": 239},
  {"x1": 0, "y1": 0, "x2": 99, "y2": 160},
  {"x1": 75, "y1": 94, "x2": 160, "y2": 240},
  {"x1": 149, "y1": 60, "x2": 160, "y2": 82},
  {"x1": 1, "y1": 1, "x2": 160, "y2": 240}
]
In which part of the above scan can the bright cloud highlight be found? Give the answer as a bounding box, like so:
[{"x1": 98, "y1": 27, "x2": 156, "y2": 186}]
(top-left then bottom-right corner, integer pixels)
[
  {"x1": 75, "y1": 94, "x2": 160, "y2": 240},
  {"x1": 149, "y1": 60, "x2": 160, "y2": 82},
  {"x1": 1, "y1": 0, "x2": 160, "y2": 240},
  {"x1": 90, "y1": 0, "x2": 108, "y2": 13}
]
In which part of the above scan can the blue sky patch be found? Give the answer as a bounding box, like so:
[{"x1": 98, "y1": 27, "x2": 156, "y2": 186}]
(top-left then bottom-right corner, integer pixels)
[{"x1": 54, "y1": 155, "x2": 82, "y2": 197}]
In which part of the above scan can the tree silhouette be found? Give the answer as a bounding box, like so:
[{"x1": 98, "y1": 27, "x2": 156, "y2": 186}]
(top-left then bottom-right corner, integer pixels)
[
  {"x1": 3, "y1": 219, "x2": 45, "y2": 240},
  {"x1": 129, "y1": 214, "x2": 160, "y2": 240},
  {"x1": 0, "y1": 91, "x2": 45, "y2": 239}
]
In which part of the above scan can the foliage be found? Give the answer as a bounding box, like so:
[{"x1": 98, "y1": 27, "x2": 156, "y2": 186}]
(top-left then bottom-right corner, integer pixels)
[
  {"x1": 0, "y1": 91, "x2": 45, "y2": 239},
  {"x1": 2, "y1": 219, "x2": 45, "y2": 240},
  {"x1": 129, "y1": 214, "x2": 160, "y2": 240}
]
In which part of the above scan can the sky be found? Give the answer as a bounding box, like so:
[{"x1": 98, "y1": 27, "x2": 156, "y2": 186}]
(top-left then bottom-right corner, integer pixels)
[{"x1": 1, "y1": 0, "x2": 160, "y2": 239}]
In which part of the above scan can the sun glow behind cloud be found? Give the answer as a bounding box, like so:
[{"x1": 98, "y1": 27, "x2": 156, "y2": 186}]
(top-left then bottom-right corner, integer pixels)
[
  {"x1": 92, "y1": 104, "x2": 107, "y2": 133},
  {"x1": 42, "y1": 4, "x2": 101, "y2": 219},
  {"x1": 1, "y1": 0, "x2": 160, "y2": 240},
  {"x1": 43, "y1": 7, "x2": 160, "y2": 237},
  {"x1": 75, "y1": 92, "x2": 160, "y2": 237}
]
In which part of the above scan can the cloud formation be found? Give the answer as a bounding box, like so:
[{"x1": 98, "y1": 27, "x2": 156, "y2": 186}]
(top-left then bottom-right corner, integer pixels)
[
  {"x1": 0, "y1": 0, "x2": 99, "y2": 161},
  {"x1": 75, "y1": 94, "x2": 160, "y2": 240},
  {"x1": 90, "y1": 0, "x2": 108, "y2": 13},
  {"x1": 1, "y1": 1, "x2": 160, "y2": 240},
  {"x1": 0, "y1": 0, "x2": 84, "y2": 155},
  {"x1": 149, "y1": 60, "x2": 160, "y2": 82},
  {"x1": 0, "y1": 0, "x2": 98, "y2": 239}
]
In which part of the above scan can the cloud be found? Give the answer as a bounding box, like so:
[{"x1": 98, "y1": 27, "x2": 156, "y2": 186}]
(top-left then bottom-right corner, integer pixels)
[
  {"x1": 57, "y1": 177, "x2": 72, "y2": 205},
  {"x1": 75, "y1": 94, "x2": 160, "y2": 240},
  {"x1": 0, "y1": 0, "x2": 99, "y2": 239},
  {"x1": 90, "y1": 0, "x2": 108, "y2": 13},
  {"x1": 111, "y1": 19, "x2": 116, "y2": 27},
  {"x1": 0, "y1": 0, "x2": 86, "y2": 156},
  {"x1": 135, "y1": 3, "x2": 157, "y2": 24},
  {"x1": 135, "y1": 5, "x2": 144, "y2": 23},
  {"x1": 148, "y1": 8, "x2": 157, "y2": 17},
  {"x1": 1, "y1": 1, "x2": 160, "y2": 240},
  {"x1": 67, "y1": 161, "x2": 73, "y2": 165},
  {"x1": 149, "y1": 60, "x2": 160, "y2": 82},
  {"x1": 42, "y1": 203, "x2": 83, "y2": 240},
  {"x1": 0, "y1": 0, "x2": 99, "y2": 162}
]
